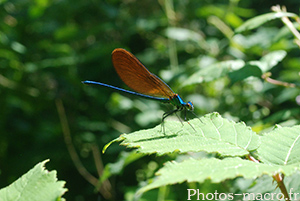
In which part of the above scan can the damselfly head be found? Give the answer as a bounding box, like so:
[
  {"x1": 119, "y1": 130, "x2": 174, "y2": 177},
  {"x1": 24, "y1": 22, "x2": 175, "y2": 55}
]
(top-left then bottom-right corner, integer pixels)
[{"x1": 186, "y1": 101, "x2": 194, "y2": 111}]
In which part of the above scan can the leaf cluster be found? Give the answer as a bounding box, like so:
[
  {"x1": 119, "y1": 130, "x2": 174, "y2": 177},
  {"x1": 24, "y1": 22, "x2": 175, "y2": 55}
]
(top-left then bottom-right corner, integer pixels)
[{"x1": 103, "y1": 113, "x2": 300, "y2": 199}]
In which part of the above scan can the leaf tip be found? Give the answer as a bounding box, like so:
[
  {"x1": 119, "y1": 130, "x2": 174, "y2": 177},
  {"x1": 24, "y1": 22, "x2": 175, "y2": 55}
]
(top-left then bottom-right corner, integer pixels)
[{"x1": 103, "y1": 137, "x2": 124, "y2": 153}]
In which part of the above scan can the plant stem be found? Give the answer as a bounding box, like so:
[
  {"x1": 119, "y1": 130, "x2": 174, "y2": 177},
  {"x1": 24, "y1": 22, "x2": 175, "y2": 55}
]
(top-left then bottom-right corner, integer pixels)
[
  {"x1": 273, "y1": 174, "x2": 290, "y2": 201},
  {"x1": 247, "y1": 155, "x2": 290, "y2": 201},
  {"x1": 55, "y1": 99, "x2": 112, "y2": 199},
  {"x1": 262, "y1": 72, "x2": 298, "y2": 88},
  {"x1": 271, "y1": 5, "x2": 300, "y2": 48}
]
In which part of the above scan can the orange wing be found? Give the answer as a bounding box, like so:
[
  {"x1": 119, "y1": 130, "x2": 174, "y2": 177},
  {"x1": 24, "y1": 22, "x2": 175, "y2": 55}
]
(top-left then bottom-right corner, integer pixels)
[{"x1": 112, "y1": 48, "x2": 175, "y2": 98}]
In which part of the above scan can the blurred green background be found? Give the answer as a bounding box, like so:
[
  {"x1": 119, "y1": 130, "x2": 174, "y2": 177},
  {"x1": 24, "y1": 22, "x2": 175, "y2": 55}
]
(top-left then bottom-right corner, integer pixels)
[{"x1": 1, "y1": 0, "x2": 300, "y2": 200}]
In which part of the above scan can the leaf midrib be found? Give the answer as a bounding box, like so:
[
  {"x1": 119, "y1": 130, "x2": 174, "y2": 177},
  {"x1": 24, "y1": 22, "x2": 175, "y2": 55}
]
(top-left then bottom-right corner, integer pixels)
[{"x1": 284, "y1": 133, "x2": 300, "y2": 165}]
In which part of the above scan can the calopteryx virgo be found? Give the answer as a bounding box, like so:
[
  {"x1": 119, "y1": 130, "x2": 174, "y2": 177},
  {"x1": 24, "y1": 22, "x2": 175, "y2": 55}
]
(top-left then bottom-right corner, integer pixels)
[{"x1": 82, "y1": 48, "x2": 196, "y2": 131}]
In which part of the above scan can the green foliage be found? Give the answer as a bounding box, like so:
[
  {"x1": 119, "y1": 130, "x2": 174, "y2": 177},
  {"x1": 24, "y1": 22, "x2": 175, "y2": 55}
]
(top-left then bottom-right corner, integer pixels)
[
  {"x1": 99, "y1": 151, "x2": 144, "y2": 186},
  {"x1": 0, "y1": 160, "x2": 67, "y2": 201},
  {"x1": 182, "y1": 60, "x2": 245, "y2": 86},
  {"x1": 183, "y1": 50, "x2": 287, "y2": 86},
  {"x1": 235, "y1": 12, "x2": 297, "y2": 33},
  {"x1": 137, "y1": 157, "x2": 298, "y2": 195},
  {"x1": 104, "y1": 114, "x2": 300, "y2": 197},
  {"x1": 104, "y1": 113, "x2": 259, "y2": 157},
  {"x1": 2, "y1": 0, "x2": 300, "y2": 200},
  {"x1": 258, "y1": 125, "x2": 300, "y2": 165}
]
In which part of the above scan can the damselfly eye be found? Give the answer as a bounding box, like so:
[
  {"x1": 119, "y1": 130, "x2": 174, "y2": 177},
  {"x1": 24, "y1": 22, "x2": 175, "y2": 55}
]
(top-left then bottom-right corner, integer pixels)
[{"x1": 187, "y1": 101, "x2": 194, "y2": 111}]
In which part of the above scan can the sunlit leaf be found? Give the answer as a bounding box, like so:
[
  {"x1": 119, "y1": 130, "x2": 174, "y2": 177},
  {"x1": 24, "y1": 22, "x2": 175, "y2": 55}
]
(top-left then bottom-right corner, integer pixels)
[
  {"x1": 258, "y1": 50, "x2": 287, "y2": 72},
  {"x1": 257, "y1": 125, "x2": 300, "y2": 165},
  {"x1": 165, "y1": 27, "x2": 204, "y2": 42},
  {"x1": 228, "y1": 63, "x2": 262, "y2": 83},
  {"x1": 235, "y1": 12, "x2": 297, "y2": 33},
  {"x1": 183, "y1": 60, "x2": 245, "y2": 86},
  {"x1": 228, "y1": 50, "x2": 286, "y2": 82},
  {"x1": 0, "y1": 160, "x2": 67, "y2": 201},
  {"x1": 104, "y1": 112, "x2": 260, "y2": 157},
  {"x1": 137, "y1": 157, "x2": 299, "y2": 195}
]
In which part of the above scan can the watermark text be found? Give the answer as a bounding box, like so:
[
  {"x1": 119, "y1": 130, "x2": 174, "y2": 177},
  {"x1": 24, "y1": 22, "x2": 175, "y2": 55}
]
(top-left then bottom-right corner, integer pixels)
[{"x1": 187, "y1": 188, "x2": 299, "y2": 200}]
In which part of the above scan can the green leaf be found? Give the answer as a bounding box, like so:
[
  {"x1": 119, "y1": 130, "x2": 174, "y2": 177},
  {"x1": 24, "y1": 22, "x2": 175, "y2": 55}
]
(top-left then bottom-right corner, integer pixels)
[
  {"x1": 182, "y1": 60, "x2": 245, "y2": 86},
  {"x1": 284, "y1": 171, "x2": 300, "y2": 196},
  {"x1": 104, "y1": 112, "x2": 260, "y2": 157},
  {"x1": 99, "y1": 151, "x2": 144, "y2": 185},
  {"x1": 257, "y1": 125, "x2": 300, "y2": 165},
  {"x1": 0, "y1": 160, "x2": 67, "y2": 201},
  {"x1": 258, "y1": 50, "x2": 287, "y2": 72},
  {"x1": 137, "y1": 157, "x2": 299, "y2": 195},
  {"x1": 246, "y1": 175, "x2": 277, "y2": 194},
  {"x1": 235, "y1": 12, "x2": 297, "y2": 33},
  {"x1": 165, "y1": 27, "x2": 204, "y2": 42},
  {"x1": 228, "y1": 63, "x2": 262, "y2": 83},
  {"x1": 248, "y1": 171, "x2": 300, "y2": 199},
  {"x1": 228, "y1": 50, "x2": 286, "y2": 83}
]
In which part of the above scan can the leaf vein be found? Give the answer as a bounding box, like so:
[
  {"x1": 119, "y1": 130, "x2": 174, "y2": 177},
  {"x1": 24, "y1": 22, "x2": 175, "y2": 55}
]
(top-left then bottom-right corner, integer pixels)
[
  {"x1": 284, "y1": 132, "x2": 300, "y2": 165},
  {"x1": 244, "y1": 129, "x2": 253, "y2": 150}
]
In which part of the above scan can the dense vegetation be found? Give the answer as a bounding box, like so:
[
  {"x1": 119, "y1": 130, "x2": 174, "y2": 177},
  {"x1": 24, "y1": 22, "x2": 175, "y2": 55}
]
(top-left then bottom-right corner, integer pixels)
[{"x1": 1, "y1": 0, "x2": 300, "y2": 200}]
